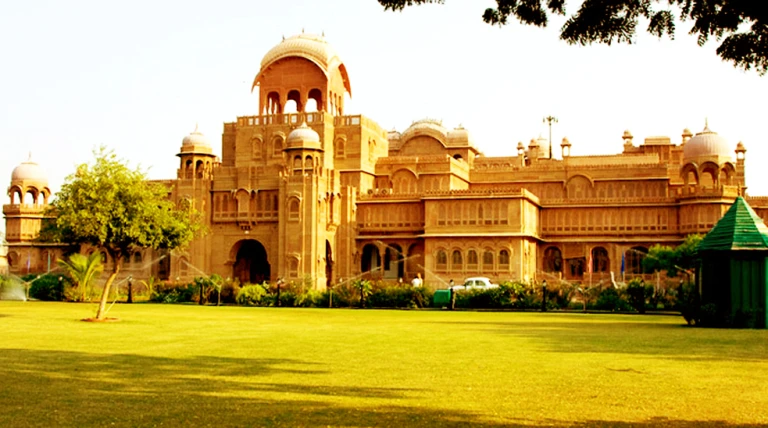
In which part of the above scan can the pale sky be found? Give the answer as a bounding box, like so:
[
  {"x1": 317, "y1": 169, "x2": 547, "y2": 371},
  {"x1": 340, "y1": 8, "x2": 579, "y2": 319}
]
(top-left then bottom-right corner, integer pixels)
[{"x1": 1, "y1": 0, "x2": 766, "y2": 237}]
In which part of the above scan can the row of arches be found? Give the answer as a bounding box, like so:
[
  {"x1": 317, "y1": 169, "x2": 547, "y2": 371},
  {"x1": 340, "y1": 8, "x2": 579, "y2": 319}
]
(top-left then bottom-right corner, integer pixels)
[
  {"x1": 8, "y1": 185, "x2": 50, "y2": 206},
  {"x1": 263, "y1": 89, "x2": 344, "y2": 116},
  {"x1": 434, "y1": 248, "x2": 511, "y2": 273},
  {"x1": 182, "y1": 159, "x2": 214, "y2": 180},
  {"x1": 542, "y1": 245, "x2": 648, "y2": 277},
  {"x1": 291, "y1": 154, "x2": 323, "y2": 175},
  {"x1": 360, "y1": 242, "x2": 424, "y2": 280},
  {"x1": 681, "y1": 161, "x2": 736, "y2": 189}
]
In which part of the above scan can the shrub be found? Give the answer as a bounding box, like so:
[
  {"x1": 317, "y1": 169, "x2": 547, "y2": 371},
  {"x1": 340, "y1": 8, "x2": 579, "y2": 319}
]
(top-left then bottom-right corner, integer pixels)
[
  {"x1": 625, "y1": 279, "x2": 654, "y2": 313},
  {"x1": 543, "y1": 281, "x2": 576, "y2": 309},
  {"x1": 150, "y1": 281, "x2": 197, "y2": 303},
  {"x1": 236, "y1": 284, "x2": 267, "y2": 306},
  {"x1": 367, "y1": 284, "x2": 432, "y2": 308},
  {"x1": 219, "y1": 279, "x2": 242, "y2": 304},
  {"x1": 24, "y1": 274, "x2": 65, "y2": 301},
  {"x1": 675, "y1": 282, "x2": 701, "y2": 325},
  {"x1": 296, "y1": 290, "x2": 324, "y2": 307},
  {"x1": 593, "y1": 287, "x2": 632, "y2": 312}
]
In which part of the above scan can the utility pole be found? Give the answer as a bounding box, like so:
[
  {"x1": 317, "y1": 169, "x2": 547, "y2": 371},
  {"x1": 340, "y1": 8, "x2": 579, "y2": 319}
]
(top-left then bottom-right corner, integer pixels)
[{"x1": 543, "y1": 116, "x2": 558, "y2": 159}]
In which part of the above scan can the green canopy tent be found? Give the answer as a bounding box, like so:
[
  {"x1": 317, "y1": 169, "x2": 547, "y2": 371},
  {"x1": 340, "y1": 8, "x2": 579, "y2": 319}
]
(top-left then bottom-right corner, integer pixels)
[{"x1": 697, "y1": 197, "x2": 768, "y2": 328}]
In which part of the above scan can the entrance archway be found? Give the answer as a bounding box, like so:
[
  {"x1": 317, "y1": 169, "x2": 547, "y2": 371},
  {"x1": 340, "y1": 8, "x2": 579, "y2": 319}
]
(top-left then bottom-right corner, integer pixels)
[{"x1": 232, "y1": 240, "x2": 271, "y2": 284}]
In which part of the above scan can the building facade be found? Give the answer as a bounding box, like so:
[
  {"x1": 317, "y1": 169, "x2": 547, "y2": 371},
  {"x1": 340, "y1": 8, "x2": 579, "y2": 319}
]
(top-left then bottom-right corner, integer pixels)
[{"x1": 5, "y1": 33, "x2": 768, "y2": 288}]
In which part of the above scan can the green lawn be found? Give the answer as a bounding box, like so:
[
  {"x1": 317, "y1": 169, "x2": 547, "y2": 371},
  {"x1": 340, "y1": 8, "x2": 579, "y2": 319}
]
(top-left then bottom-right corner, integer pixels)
[{"x1": 1, "y1": 302, "x2": 767, "y2": 427}]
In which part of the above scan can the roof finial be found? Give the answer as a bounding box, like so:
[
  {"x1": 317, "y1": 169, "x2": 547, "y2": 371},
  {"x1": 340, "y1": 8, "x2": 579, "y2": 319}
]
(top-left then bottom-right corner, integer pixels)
[
  {"x1": 194, "y1": 123, "x2": 199, "y2": 133},
  {"x1": 302, "y1": 27, "x2": 305, "y2": 34},
  {"x1": 282, "y1": 34, "x2": 285, "y2": 41},
  {"x1": 28, "y1": 151, "x2": 32, "y2": 162},
  {"x1": 322, "y1": 30, "x2": 325, "y2": 37},
  {"x1": 704, "y1": 117, "x2": 709, "y2": 131}
]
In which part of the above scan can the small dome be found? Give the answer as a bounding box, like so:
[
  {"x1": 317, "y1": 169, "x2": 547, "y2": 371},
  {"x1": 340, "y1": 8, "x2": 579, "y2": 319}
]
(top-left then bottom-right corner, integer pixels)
[
  {"x1": 528, "y1": 138, "x2": 539, "y2": 148},
  {"x1": 11, "y1": 156, "x2": 48, "y2": 183},
  {"x1": 180, "y1": 125, "x2": 213, "y2": 155},
  {"x1": 561, "y1": 137, "x2": 571, "y2": 146},
  {"x1": 402, "y1": 119, "x2": 447, "y2": 137},
  {"x1": 387, "y1": 129, "x2": 401, "y2": 140},
  {"x1": 683, "y1": 123, "x2": 732, "y2": 160},
  {"x1": 446, "y1": 126, "x2": 473, "y2": 146},
  {"x1": 623, "y1": 130, "x2": 633, "y2": 138},
  {"x1": 286, "y1": 122, "x2": 322, "y2": 149}
]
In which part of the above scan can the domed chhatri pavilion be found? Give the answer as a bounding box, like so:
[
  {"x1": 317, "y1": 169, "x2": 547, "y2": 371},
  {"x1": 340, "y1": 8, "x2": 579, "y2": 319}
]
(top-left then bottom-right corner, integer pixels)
[{"x1": 5, "y1": 33, "x2": 768, "y2": 288}]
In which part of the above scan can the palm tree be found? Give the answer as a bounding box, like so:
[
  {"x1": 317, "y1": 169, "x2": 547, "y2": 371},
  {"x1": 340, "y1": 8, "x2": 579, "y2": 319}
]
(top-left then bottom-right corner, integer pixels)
[{"x1": 58, "y1": 253, "x2": 103, "y2": 302}]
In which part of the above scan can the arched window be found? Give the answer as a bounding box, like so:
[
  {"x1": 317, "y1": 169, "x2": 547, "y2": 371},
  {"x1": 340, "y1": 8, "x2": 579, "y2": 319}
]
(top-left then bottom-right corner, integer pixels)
[
  {"x1": 288, "y1": 257, "x2": 300, "y2": 278},
  {"x1": 498, "y1": 250, "x2": 510, "y2": 271},
  {"x1": 436, "y1": 250, "x2": 448, "y2": 272},
  {"x1": 482, "y1": 250, "x2": 494, "y2": 271},
  {"x1": 543, "y1": 247, "x2": 562, "y2": 273},
  {"x1": 451, "y1": 250, "x2": 463, "y2": 272},
  {"x1": 591, "y1": 247, "x2": 609, "y2": 273},
  {"x1": 273, "y1": 136, "x2": 284, "y2": 156},
  {"x1": 625, "y1": 246, "x2": 647, "y2": 274},
  {"x1": 293, "y1": 156, "x2": 303, "y2": 174},
  {"x1": 288, "y1": 198, "x2": 300, "y2": 221},
  {"x1": 336, "y1": 138, "x2": 345, "y2": 157},
  {"x1": 467, "y1": 250, "x2": 478, "y2": 271},
  {"x1": 133, "y1": 252, "x2": 143, "y2": 264},
  {"x1": 252, "y1": 138, "x2": 262, "y2": 159}
]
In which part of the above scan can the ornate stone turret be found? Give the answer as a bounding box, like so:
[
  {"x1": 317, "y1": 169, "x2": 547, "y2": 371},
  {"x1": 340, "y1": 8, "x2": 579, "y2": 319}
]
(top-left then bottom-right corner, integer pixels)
[
  {"x1": 681, "y1": 128, "x2": 693, "y2": 145},
  {"x1": 622, "y1": 130, "x2": 634, "y2": 148},
  {"x1": 561, "y1": 137, "x2": 571, "y2": 158},
  {"x1": 177, "y1": 125, "x2": 217, "y2": 180},
  {"x1": 527, "y1": 137, "x2": 540, "y2": 161},
  {"x1": 4, "y1": 155, "x2": 51, "y2": 244}
]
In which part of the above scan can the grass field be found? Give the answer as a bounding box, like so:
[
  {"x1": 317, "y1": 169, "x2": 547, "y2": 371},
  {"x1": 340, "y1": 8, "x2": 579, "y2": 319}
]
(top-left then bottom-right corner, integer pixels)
[{"x1": 1, "y1": 302, "x2": 767, "y2": 427}]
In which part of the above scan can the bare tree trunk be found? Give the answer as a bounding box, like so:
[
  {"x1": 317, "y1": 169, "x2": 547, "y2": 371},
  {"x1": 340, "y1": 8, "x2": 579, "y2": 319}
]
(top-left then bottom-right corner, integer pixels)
[{"x1": 95, "y1": 258, "x2": 120, "y2": 320}]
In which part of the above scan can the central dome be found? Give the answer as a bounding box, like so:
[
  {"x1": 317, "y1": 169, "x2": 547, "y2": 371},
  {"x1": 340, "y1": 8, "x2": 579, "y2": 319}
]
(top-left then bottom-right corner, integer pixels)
[
  {"x1": 261, "y1": 34, "x2": 339, "y2": 70},
  {"x1": 683, "y1": 124, "x2": 731, "y2": 160},
  {"x1": 254, "y1": 33, "x2": 352, "y2": 96}
]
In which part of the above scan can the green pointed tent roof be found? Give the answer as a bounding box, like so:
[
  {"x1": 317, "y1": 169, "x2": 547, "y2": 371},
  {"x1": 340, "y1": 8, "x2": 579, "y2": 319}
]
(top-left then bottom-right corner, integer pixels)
[{"x1": 698, "y1": 197, "x2": 768, "y2": 251}]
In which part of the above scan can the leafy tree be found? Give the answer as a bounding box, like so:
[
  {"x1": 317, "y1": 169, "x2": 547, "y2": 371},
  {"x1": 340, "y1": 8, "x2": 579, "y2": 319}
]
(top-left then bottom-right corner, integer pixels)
[
  {"x1": 57, "y1": 252, "x2": 103, "y2": 302},
  {"x1": 643, "y1": 234, "x2": 702, "y2": 276},
  {"x1": 49, "y1": 147, "x2": 202, "y2": 320},
  {"x1": 378, "y1": 0, "x2": 768, "y2": 74}
]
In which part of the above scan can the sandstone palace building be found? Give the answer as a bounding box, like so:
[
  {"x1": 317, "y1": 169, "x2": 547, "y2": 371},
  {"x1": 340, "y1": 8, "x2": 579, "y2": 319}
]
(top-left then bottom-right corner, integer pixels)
[{"x1": 5, "y1": 34, "x2": 768, "y2": 288}]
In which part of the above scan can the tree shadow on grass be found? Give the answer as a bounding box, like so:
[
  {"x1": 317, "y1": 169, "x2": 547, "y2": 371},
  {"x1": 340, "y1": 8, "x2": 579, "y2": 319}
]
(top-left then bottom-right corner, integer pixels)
[
  {"x1": 427, "y1": 318, "x2": 768, "y2": 362},
  {"x1": 1, "y1": 348, "x2": 766, "y2": 427}
]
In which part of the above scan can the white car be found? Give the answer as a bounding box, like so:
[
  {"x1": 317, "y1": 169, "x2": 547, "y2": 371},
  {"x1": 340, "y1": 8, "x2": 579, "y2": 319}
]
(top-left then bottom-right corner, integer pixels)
[{"x1": 450, "y1": 277, "x2": 498, "y2": 291}]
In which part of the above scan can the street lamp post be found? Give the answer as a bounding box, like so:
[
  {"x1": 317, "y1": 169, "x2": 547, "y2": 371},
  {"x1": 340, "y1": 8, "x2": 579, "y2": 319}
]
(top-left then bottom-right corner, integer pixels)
[
  {"x1": 543, "y1": 116, "x2": 558, "y2": 159},
  {"x1": 127, "y1": 275, "x2": 133, "y2": 304}
]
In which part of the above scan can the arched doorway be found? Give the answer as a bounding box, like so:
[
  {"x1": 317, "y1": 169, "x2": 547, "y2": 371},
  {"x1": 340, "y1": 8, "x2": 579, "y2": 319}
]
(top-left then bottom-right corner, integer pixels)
[
  {"x1": 361, "y1": 243, "x2": 380, "y2": 278},
  {"x1": 232, "y1": 240, "x2": 271, "y2": 284}
]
